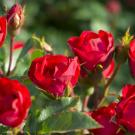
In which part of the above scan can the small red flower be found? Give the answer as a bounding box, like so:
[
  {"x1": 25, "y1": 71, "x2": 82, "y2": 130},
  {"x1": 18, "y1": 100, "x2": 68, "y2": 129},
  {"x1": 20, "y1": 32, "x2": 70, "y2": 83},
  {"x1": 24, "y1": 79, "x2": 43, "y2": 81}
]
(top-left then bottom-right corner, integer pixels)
[
  {"x1": 116, "y1": 84, "x2": 135, "y2": 133},
  {"x1": 0, "y1": 16, "x2": 7, "y2": 47},
  {"x1": 28, "y1": 55, "x2": 80, "y2": 97},
  {"x1": 0, "y1": 78, "x2": 31, "y2": 127},
  {"x1": 68, "y1": 30, "x2": 114, "y2": 72},
  {"x1": 88, "y1": 103, "x2": 124, "y2": 135}
]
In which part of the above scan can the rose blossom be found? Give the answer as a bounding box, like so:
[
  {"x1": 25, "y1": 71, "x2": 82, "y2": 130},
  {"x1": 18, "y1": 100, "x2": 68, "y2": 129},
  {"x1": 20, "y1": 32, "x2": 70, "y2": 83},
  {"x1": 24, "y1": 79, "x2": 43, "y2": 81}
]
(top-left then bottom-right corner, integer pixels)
[
  {"x1": 88, "y1": 103, "x2": 124, "y2": 135},
  {"x1": 0, "y1": 77, "x2": 31, "y2": 127},
  {"x1": 116, "y1": 84, "x2": 135, "y2": 133},
  {"x1": 28, "y1": 55, "x2": 80, "y2": 97},
  {"x1": 68, "y1": 30, "x2": 114, "y2": 72}
]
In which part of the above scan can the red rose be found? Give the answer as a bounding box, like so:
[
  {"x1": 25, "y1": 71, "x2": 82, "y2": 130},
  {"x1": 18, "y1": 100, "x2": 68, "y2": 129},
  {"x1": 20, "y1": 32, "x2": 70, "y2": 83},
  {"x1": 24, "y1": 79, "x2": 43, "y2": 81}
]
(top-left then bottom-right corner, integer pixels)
[
  {"x1": 6, "y1": 3, "x2": 24, "y2": 35},
  {"x1": 0, "y1": 78, "x2": 31, "y2": 127},
  {"x1": 88, "y1": 103, "x2": 124, "y2": 135},
  {"x1": 129, "y1": 39, "x2": 135, "y2": 78},
  {"x1": 103, "y1": 59, "x2": 115, "y2": 79},
  {"x1": 116, "y1": 84, "x2": 135, "y2": 133},
  {"x1": 28, "y1": 55, "x2": 80, "y2": 97},
  {"x1": 68, "y1": 30, "x2": 114, "y2": 72},
  {"x1": 0, "y1": 16, "x2": 7, "y2": 47}
]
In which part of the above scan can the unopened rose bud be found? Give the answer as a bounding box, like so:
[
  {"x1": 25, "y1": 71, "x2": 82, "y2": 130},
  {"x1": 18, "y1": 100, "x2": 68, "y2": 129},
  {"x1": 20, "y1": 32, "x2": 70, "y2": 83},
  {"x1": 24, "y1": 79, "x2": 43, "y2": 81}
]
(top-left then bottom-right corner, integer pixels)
[
  {"x1": 12, "y1": 13, "x2": 20, "y2": 28},
  {"x1": 6, "y1": 3, "x2": 24, "y2": 36},
  {"x1": 122, "y1": 28, "x2": 133, "y2": 46},
  {"x1": 115, "y1": 28, "x2": 133, "y2": 64}
]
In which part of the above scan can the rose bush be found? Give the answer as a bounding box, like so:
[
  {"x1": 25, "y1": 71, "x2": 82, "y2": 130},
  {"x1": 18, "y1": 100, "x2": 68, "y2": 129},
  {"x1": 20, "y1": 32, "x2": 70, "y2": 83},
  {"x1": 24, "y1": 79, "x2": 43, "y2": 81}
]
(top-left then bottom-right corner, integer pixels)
[
  {"x1": 28, "y1": 55, "x2": 80, "y2": 97},
  {"x1": 0, "y1": 1, "x2": 135, "y2": 134},
  {"x1": 0, "y1": 77, "x2": 31, "y2": 127}
]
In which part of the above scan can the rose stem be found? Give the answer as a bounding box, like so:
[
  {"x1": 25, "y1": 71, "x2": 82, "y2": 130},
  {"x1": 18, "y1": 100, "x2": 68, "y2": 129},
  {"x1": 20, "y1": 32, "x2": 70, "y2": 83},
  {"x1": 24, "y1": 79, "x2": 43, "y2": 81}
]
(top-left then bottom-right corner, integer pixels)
[
  {"x1": 98, "y1": 63, "x2": 121, "y2": 108},
  {"x1": 82, "y1": 96, "x2": 90, "y2": 111},
  {"x1": 7, "y1": 36, "x2": 14, "y2": 76}
]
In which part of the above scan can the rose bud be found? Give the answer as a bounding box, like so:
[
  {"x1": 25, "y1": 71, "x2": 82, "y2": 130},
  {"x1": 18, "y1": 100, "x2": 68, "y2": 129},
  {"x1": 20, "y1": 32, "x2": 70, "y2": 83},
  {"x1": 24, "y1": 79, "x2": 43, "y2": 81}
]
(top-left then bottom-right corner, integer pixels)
[
  {"x1": 103, "y1": 59, "x2": 115, "y2": 79},
  {"x1": 116, "y1": 84, "x2": 135, "y2": 133},
  {"x1": 0, "y1": 77, "x2": 31, "y2": 127},
  {"x1": 88, "y1": 103, "x2": 124, "y2": 135},
  {"x1": 0, "y1": 16, "x2": 7, "y2": 47},
  {"x1": 68, "y1": 30, "x2": 114, "y2": 73},
  {"x1": 28, "y1": 55, "x2": 80, "y2": 97},
  {"x1": 6, "y1": 3, "x2": 24, "y2": 36},
  {"x1": 129, "y1": 39, "x2": 135, "y2": 78}
]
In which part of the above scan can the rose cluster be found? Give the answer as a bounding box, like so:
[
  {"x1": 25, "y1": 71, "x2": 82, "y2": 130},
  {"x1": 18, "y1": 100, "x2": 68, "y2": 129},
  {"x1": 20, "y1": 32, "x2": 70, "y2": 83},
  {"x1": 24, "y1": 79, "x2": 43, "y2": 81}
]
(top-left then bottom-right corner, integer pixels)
[
  {"x1": 1, "y1": 2, "x2": 135, "y2": 134},
  {"x1": 0, "y1": 3, "x2": 31, "y2": 128},
  {"x1": 85, "y1": 84, "x2": 135, "y2": 135},
  {"x1": 67, "y1": 30, "x2": 135, "y2": 134},
  {"x1": 27, "y1": 28, "x2": 135, "y2": 134}
]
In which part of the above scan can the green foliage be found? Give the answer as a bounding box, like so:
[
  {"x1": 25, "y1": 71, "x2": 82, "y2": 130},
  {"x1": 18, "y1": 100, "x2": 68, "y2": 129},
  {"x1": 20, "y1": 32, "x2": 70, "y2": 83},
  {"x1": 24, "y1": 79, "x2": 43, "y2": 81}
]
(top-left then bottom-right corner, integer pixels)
[
  {"x1": 25, "y1": 95, "x2": 100, "y2": 134},
  {"x1": 40, "y1": 111, "x2": 100, "y2": 133}
]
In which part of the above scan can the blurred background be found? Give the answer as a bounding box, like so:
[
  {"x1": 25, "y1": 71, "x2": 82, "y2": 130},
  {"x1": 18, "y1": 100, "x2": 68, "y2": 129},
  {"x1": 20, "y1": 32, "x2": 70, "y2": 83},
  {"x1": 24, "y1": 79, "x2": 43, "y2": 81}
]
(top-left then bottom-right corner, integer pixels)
[{"x1": 0, "y1": 0, "x2": 135, "y2": 90}]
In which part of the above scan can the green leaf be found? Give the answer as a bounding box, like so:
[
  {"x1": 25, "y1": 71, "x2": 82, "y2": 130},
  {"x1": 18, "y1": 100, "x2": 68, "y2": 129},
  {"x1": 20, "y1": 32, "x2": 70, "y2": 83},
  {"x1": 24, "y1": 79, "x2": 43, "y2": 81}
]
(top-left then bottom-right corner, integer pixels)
[
  {"x1": 39, "y1": 96, "x2": 80, "y2": 121},
  {"x1": 39, "y1": 111, "x2": 101, "y2": 133},
  {"x1": 0, "y1": 125, "x2": 8, "y2": 133},
  {"x1": 17, "y1": 38, "x2": 33, "y2": 61},
  {"x1": 31, "y1": 49, "x2": 44, "y2": 60}
]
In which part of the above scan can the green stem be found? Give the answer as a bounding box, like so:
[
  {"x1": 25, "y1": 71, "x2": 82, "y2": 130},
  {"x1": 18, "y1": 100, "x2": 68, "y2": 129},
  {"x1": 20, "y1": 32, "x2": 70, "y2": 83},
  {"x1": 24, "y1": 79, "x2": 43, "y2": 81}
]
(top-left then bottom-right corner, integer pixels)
[
  {"x1": 82, "y1": 96, "x2": 90, "y2": 111},
  {"x1": 98, "y1": 63, "x2": 121, "y2": 108},
  {"x1": 7, "y1": 36, "x2": 14, "y2": 76}
]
